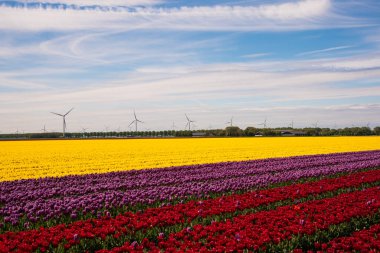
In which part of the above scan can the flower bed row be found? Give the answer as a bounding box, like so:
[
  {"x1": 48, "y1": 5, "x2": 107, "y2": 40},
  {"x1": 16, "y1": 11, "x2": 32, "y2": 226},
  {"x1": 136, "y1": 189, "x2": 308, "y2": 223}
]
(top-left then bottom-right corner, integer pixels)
[
  {"x1": 1, "y1": 169, "x2": 379, "y2": 252},
  {"x1": 2, "y1": 150, "x2": 380, "y2": 225},
  {"x1": 101, "y1": 186, "x2": 380, "y2": 252},
  {"x1": 3, "y1": 150, "x2": 374, "y2": 201},
  {"x1": 325, "y1": 223, "x2": 380, "y2": 252}
]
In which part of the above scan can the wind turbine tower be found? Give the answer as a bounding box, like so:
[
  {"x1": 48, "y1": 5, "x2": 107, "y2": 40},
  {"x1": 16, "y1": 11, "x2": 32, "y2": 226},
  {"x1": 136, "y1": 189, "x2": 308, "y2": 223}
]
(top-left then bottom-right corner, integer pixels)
[
  {"x1": 185, "y1": 114, "x2": 195, "y2": 131},
  {"x1": 41, "y1": 124, "x2": 47, "y2": 133},
  {"x1": 129, "y1": 110, "x2": 143, "y2": 132},
  {"x1": 226, "y1": 117, "x2": 233, "y2": 127},
  {"x1": 50, "y1": 108, "x2": 74, "y2": 137},
  {"x1": 259, "y1": 117, "x2": 267, "y2": 129},
  {"x1": 81, "y1": 127, "x2": 88, "y2": 138}
]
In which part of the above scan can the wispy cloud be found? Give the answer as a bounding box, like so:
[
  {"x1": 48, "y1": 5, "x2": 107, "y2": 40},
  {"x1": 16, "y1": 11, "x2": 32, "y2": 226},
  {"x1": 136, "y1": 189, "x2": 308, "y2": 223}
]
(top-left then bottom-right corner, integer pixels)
[
  {"x1": 308, "y1": 55, "x2": 380, "y2": 70},
  {"x1": 0, "y1": 0, "x2": 366, "y2": 32},
  {"x1": 297, "y1": 45, "x2": 354, "y2": 56},
  {"x1": 1, "y1": 0, "x2": 380, "y2": 132},
  {"x1": 8, "y1": 0, "x2": 163, "y2": 7},
  {"x1": 242, "y1": 53, "x2": 271, "y2": 59},
  {"x1": 2, "y1": 52, "x2": 380, "y2": 105}
]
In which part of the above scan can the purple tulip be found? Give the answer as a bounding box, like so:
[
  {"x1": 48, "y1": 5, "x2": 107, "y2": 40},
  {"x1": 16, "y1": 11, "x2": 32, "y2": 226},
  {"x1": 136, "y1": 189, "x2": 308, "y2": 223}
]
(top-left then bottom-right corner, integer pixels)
[{"x1": 0, "y1": 150, "x2": 379, "y2": 225}]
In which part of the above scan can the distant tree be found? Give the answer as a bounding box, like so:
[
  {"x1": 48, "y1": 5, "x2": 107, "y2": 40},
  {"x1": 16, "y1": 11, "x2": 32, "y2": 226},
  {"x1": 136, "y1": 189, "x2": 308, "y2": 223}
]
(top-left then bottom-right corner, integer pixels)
[
  {"x1": 225, "y1": 126, "x2": 242, "y2": 136},
  {"x1": 303, "y1": 128, "x2": 321, "y2": 136},
  {"x1": 244, "y1": 127, "x2": 258, "y2": 136},
  {"x1": 374, "y1": 126, "x2": 380, "y2": 135},
  {"x1": 262, "y1": 129, "x2": 279, "y2": 136},
  {"x1": 357, "y1": 127, "x2": 372, "y2": 136},
  {"x1": 328, "y1": 129, "x2": 339, "y2": 136},
  {"x1": 316, "y1": 128, "x2": 331, "y2": 136}
]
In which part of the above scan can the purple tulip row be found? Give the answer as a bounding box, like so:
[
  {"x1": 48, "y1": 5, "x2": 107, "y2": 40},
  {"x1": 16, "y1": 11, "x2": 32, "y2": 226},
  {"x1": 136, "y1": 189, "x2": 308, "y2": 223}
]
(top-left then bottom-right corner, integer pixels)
[
  {"x1": 1, "y1": 150, "x2": 377, "y2": 202},
  {"x1": 1, "y1": 150, "x2": 380, "y2": 225}
]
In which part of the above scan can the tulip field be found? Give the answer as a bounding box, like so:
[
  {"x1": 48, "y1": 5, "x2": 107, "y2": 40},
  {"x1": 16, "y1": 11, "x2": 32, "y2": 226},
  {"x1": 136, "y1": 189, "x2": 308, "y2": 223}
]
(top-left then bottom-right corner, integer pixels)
[{"x1": 1, "y1": 137, "x2": 380, "y2": 252}]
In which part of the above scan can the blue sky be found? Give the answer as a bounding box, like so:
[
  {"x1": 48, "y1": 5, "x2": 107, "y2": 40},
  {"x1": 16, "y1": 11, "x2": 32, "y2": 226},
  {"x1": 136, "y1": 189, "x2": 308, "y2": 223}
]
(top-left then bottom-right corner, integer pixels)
[{"x1": 0, "y1": 0, "x2": 380, "y2": 133}]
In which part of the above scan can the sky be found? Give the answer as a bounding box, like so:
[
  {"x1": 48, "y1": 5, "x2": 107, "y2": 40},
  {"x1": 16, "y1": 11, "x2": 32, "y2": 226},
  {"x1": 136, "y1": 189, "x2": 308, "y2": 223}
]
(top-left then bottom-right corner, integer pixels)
[{"x1": 0, "y1": 0, "x2": 380, "y2": 133}]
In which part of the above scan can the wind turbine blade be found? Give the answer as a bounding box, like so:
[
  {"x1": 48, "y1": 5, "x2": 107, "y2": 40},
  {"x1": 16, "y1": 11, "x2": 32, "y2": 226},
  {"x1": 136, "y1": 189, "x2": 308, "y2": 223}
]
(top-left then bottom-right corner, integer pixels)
[
  {"x1": 129, "y1": 121, "x2": 135, "y2": 127},
  {"x1": 134, "y1": 110, "x2": 137, "y2": 120},
  {"x1": 64, "y1": 108, "x2": 74, "y2": 116},
  {"x1": 185, "y1": 114, "x2": 190, "y2": 121},
  {"x1": 137, "y1": 120, "x2": 143, "y2": 123},
  {"x1": 51, "y1": 112, "x2": 64, "y2": 117}
]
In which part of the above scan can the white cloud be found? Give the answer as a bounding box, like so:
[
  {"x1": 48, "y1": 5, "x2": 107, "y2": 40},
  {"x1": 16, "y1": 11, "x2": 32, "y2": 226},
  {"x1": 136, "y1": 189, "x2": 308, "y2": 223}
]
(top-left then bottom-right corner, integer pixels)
[
  {"x1": 2, "y1": 54, "x2": 380, "y2": 105},
  {"x1": 242, "y1": 53, "x2": 272, "y2": 58},
  {"x1": 0, "y1": 73, "x2": 49, "y2": 89},
  {"x1": 16, "y1": 0, "x2": 163, "y2": 7},
  {"x1": 297, "y1": 45, "x2": 354, "y2": 56},
  {"x1": 313, "y1": 56, "x2": 380, "y2": 70},
  {"x1": 0, "y1": 0, "x2": 363, "y2": 32},
  {"x1": 0, "y1": 0, "x2": 379, "y2": 133}
]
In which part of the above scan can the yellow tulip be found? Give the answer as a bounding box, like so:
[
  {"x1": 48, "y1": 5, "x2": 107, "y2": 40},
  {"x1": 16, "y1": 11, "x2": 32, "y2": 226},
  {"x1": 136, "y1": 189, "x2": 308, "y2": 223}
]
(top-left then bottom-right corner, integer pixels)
[{"x1": 0, "y1": 136, "x2": 379, "y2": 182}]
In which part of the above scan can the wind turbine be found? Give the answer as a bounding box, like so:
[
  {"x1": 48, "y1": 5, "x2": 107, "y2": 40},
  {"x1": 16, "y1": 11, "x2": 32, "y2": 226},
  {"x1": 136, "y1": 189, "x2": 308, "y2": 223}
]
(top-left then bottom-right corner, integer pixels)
[
  {"x1": 258, "y1": 117, "x2": 267, "y2": 129},
  {"x1": 129, "y1": 110, "x2": 143, "y2": 132},
  {"x1": 41, "y1": 124, "x2": 47, "y2": 133},
  {"x1": 172, "y1": 122, "x2": 177, "y2": 131},
  {"x1": 185, "y1": 114, "x2": 195, "y2": 131},
  {"x1": 312, "y1": 121, "x2": 319, "y2": 128},
  {"x1": 226, "y1": 117, "x2": 233, "y2": 127},
  {"x1": 81, "y1": 127, "x2": 88, "y2": 137},
  {"x1": 289, "y1": 120, "x2": 294, "y2": 129},
  {"x1": 51, "y1": 108, "x2": 74, "y2": 137}
]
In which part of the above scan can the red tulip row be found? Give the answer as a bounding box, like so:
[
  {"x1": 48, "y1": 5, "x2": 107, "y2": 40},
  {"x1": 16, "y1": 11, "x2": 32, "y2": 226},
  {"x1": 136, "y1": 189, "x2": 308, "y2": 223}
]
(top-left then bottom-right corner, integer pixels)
[
  {"x1": 102, "y1": 185, "x2": 380, "y2": 253},
  {"x1": 324, "y1": 223, "x2": 380, "y2": 252},
  {"x1": 1, "y1": 169, "x2": 379, "y2": 252}
]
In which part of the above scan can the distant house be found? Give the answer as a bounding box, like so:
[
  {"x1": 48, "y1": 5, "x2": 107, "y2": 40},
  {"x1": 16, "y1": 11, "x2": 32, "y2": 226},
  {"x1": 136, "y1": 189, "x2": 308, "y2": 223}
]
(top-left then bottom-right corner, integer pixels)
[
  {"x1": 280, "y1": 130, "x2": 306, "y2": 136},
  {"x1": 192, "y1": 132, "x2": 207, "y2": 137}
]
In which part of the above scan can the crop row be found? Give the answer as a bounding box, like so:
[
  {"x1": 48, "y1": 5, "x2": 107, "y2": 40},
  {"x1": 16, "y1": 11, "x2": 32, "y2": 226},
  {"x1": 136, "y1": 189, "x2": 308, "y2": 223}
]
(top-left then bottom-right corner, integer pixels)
[
  {"x1": 1, "y1": 150, "x2": 380, "y2": 226},
  {"x1": 2, "y1": 150, "x2": 376, "y2": 203},
  {"x1": 325, "y1": 223, "x2": 380, "y2": 252},
  {"x1": 2, "y1": 138, "x2": 380, "y2": 182},
  {"x1": 1, "y1": 168, "x2": 379, "y2": 252},
  {"x1": 101, "y1": 185, "x2": 380, "y2": 252}
]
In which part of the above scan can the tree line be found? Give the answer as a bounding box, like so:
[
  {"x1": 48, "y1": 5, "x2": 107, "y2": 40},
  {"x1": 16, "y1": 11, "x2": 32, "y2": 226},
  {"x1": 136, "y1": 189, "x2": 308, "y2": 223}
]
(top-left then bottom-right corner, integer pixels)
[{"x1": 0, "y1": 126, "x2": 379, "y2": 139}]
